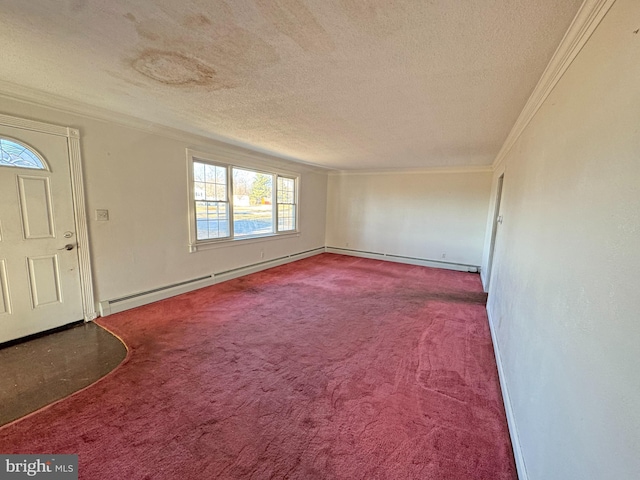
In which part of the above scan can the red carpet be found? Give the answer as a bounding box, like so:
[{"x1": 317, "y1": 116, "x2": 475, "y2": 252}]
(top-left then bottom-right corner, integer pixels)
[{"x1": 0, "y1": 254, "x2": 516, "y2": 479}]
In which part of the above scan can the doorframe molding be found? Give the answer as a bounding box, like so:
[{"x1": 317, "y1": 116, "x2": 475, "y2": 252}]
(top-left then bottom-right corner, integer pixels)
[{"x1": 0, "y1": 113, "x2": 97, "y2": 321}]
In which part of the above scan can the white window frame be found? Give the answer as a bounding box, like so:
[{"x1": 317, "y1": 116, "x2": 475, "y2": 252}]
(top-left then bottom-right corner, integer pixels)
[
  {"x1": 276, "y1": 175, "x2": 297, "y2": 233},
  {"x1": 187, "y1": 149, "x2": 300, "y2": 252}
]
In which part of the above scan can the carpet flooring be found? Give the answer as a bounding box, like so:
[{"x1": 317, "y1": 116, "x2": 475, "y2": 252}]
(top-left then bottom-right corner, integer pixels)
[{"x1": 0, "y1": 253, "x2": 516, "y2": 479}]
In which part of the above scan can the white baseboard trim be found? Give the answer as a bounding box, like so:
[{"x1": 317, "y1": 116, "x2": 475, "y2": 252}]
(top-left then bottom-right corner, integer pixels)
[
  {"x1": 98, "y1": 247, "x2": 325, "y2": 316},
  {"x1": 325, "y1": 247, "x2": 480, "y2": 273},
  {"x1": 214, "y1": 247, "x2": 322, "y2": 283},
  {"x1": 486, "y1": 305, "x2": 528, "y2": 480}
]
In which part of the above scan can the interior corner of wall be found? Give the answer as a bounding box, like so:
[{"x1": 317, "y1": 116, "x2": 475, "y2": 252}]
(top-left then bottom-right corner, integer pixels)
[{"x1": 98, "y1": 300, "x2": 111, "y2": 317}]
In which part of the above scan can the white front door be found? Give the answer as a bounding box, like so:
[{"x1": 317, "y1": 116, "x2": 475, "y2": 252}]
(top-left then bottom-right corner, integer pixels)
[{"x1": 0, "y1": 125, "x2": 84, "y2": 343}]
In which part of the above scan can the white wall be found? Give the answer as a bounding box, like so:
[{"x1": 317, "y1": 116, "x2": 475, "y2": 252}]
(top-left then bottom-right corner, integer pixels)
[
  {"x1": 483, "y1": 0, "x2": 640, "y2": 478},
  {"x1": 0, "y1": 96, "x2": 328, "y2": 304},
  {"x1": 326, "y1": 170, "x2": 492, "y2": 266}
]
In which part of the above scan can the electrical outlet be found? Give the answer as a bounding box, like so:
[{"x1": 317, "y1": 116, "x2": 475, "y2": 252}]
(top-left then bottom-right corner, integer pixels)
[
  {"x1": 260, "y1": 250, "x2": 264, "y2": 259},
  {"x1": 441, "y1": 253, "x2": 446, "y2": 259},
  {"x1": 96, "y1": 209, "x2": 109, "y2": 221}
]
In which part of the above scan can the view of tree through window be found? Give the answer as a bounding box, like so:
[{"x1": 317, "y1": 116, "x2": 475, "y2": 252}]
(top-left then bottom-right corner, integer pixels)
[
  {"x1": 191, "y1": 157, "x2": 298, "y2": 244},
  {"x1": 232, "y1": 168, "x2": 273, "y2": 237}
]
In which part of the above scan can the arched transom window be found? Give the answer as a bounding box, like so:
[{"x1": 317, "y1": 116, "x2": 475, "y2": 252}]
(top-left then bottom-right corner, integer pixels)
[{"x1": 0, "y1": 137, "x2": 47, "y2": 170}]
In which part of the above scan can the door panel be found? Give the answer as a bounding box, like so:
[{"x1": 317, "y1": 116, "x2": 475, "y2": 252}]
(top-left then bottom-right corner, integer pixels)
[
  {"x1": 0, "y1": 125, "x2": 84, "y2": 343},
  {"x1": 28, "y1": 255, "x2": 62, "y2": 307},
  {"x1": 18, "y1": 175, "x2": 55, "y2": 238}
]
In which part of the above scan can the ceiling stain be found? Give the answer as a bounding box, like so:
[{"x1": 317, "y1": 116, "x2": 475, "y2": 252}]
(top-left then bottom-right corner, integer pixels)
[
  {"x1": 183, "y1": 13, "x2": 212, "y2": 28},
  {"x1": 121, "y1": 3, "x2": 279, "y2": 90},
  {"x1": 201, "y1": 25, "x2": 280, "y2": 73},
  {"x1": 339, "y1": 0, "x2": 413, "y2": 38},
  {"x1": 256, "y1": 0, "x2": 334, "y2": 54},
  {"x1": 131, "y1": 50, "x2": 226, "y2": 88},
  {"x1": 136, "y1": 25, "x2": 161, "y2": 41},
  {"x1": 124, "y1": 12, "x2": 160, "y2": 41}
]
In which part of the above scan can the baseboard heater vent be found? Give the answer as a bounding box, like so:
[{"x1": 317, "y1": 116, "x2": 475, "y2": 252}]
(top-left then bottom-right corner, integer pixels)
[
  {"x1": 325, "y1": 247, "x2": 480, "y2": 273},
  {"x1": 109, "y1": 275, "x2": 213, "y2": 304},
  {"x1": 215, "y1": 248, "x2": 320, "y2": 277},
  {"x1": 98, "y1": 247, "x2": 324, "y2": 317}
]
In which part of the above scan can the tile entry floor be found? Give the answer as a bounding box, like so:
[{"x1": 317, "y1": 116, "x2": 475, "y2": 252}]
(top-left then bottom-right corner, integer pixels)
[{"x1": 0, "y1": 322, "x2": 127, "y2": 427}]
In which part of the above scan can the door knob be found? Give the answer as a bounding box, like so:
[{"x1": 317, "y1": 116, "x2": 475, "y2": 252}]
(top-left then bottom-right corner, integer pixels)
[{"x1": 58, "y1": 244, "x2": 76, "y2": 251}]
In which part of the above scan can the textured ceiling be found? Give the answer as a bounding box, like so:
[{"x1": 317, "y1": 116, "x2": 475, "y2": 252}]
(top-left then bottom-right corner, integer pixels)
[{"x1": 0, "y1": 0, "x2": 582, "y2": 169}]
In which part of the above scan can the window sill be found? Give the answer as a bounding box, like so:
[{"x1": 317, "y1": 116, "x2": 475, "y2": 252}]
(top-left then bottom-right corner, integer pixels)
[{"x1": 188, "y1": 232, "x2": 300, "y2": 253}]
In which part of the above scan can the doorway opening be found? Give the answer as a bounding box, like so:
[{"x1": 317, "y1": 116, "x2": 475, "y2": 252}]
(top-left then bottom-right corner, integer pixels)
[{"x1": 485, "y1": 174, "x2": 504, "y2": 291}]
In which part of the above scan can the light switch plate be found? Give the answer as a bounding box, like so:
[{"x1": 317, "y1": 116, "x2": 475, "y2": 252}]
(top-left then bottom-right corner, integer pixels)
[{"x1": 96, "y1": 209, "x2": 109, "y2": 221}]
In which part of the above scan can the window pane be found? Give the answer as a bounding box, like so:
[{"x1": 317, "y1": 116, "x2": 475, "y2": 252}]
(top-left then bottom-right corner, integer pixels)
[
  {"x1": 196, "y1": 200, "x2": 229, "y2": 240},
  {"x1": 193, "y1": 162, "x2": 205, "y2": 182},
  {"x1": 218, "y1": 203, "x2": 230, "y2": 237},
  {"x1": 205, "y1": 183, "x2": 216, "y2": 201},
  {"x1": 0, "y1": 138, "x2": 46, "y2": 170},
  {"x1": 278, "y1": 204, "x2": 296, "y2": 231},
  {"x1": 232, "y1": 168, "x2": 273, "y2": 237},
  {"x1": 196, "y1": 201, "x2": 209, "y2": 240},
  {"x1": 194, "y1": 182, "x2": 205, "y2": 200},
  {"x1": 277, "y1": 177, "x2": 284, "y2": 203},
  {"x1": 277, "y1": 177, "x2": 294, "y2": 204},
  {"x1": 276, "y1": 176, "x2": 296, "y2": 232},
  {"x1": 205, "y1": 163, "x2": 217, "y2": 182},
  {"x1": 194, "y1": 161, "x2": 231, "y2": 241},
  {"x1": 215, "y1": 166, "x2": 226, "y2": 184},
  {"x1": 216, "y1": 184, "x2": 227, "y2": 201},
  {"x1": 207, "y1": 203, "x2": 219, "y2": 238}
]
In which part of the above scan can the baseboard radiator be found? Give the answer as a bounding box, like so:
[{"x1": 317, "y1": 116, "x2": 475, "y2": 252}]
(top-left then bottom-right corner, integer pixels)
[
  {"x1": 98, "y1": 247, "x2": 325, "y2": 317},
  {"x1": 325, "y1": 247, "x2": 480, "y2": 273}
]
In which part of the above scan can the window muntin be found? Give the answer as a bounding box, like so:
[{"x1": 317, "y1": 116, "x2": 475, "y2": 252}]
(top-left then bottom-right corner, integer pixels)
[
  {"x1": 190, "y1": 156, "x2": 298, "y2": 245},
  {"x1": 277, "y1": 176, "x2": 296, "y2": 232},
  {"x1": 0, "y1": 138, "x2": 47, "y2": 170}
]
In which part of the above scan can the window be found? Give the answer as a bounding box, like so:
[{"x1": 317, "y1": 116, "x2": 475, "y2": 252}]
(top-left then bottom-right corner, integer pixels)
[
  {"x1": 0, "y1": 137, "x2": 47, "y2": 170},
  {"x1": 193, "y1": 162, "x2": 229, "y2": 240},
  {"x1": 233, "y1": 168, "x2": 274, "y2": 237},
  {"x1": 277, "y1": 176, "x2": 296, "y2": 232},
  {"x1": 189, "y1": 154, "x2": 298, "y2": 247}
]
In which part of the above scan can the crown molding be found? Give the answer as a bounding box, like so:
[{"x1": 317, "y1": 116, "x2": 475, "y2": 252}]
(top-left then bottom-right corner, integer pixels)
[
  {"x1": 492, "y1": 0, "x2": 616, "y2": 171},
  {"x1": 0, "y1": 80, "x2": 329, "y2": 173},
  {"x1": 0, "y1": 81, "x2": 487, "y2": 176},
  {"x1": 0, "y1": 0, "x2": 616, "y2": 179},
  {"x1": 328, "y1": 165, "x2": 492, "y2": 176}
]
